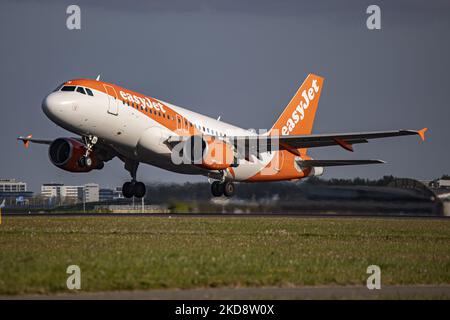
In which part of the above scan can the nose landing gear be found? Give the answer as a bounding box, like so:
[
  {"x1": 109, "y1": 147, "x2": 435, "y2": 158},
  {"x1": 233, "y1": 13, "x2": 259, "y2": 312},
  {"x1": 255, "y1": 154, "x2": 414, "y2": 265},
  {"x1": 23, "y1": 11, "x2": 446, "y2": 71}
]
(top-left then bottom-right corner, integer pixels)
[
  {"x1": 78, "y1": 155, "x2": 93, "y2": 168},
  {"x1": 78, "y1": 135, "x2": 98, "y2": 169},
  {"x1": 211, "y1": 181, "x2": 235, "y2": 198}
]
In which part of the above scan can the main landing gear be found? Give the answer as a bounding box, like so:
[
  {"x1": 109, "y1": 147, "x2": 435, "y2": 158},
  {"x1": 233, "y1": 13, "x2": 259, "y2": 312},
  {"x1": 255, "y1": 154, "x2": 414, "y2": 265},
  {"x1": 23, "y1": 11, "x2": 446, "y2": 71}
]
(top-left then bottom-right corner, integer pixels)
[
  {"x1": 122, "y1": 160, "x2": 146, "y2": 198},
  {"x1": 211, "y1": 181, "x2": 235, "y2": 198},
  {"x1": 122, "y1": 180, "x2": 146, "y2": 198}
]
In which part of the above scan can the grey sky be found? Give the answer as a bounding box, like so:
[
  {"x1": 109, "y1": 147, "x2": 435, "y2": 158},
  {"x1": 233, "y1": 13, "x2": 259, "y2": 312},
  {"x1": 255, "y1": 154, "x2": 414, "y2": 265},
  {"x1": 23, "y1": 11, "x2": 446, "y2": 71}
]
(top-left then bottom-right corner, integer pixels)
[{"x1": 1, "y1": 0, "x2": 449, "y2": 192}]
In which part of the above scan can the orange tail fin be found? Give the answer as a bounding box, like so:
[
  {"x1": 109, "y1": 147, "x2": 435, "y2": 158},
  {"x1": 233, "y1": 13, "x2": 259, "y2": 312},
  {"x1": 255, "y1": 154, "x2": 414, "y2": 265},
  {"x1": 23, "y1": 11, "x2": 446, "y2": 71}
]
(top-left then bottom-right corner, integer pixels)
[{"x1": 270, "y1": 74, "x2": 324, "y2": 136}]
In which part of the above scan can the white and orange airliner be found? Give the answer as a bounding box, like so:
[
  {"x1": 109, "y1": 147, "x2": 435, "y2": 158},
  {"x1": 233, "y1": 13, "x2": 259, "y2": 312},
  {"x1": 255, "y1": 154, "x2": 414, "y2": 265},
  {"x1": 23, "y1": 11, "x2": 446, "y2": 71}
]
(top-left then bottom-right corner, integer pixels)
[{"x1": 18, "y1": 74, "x2": 427, "y2": 198}]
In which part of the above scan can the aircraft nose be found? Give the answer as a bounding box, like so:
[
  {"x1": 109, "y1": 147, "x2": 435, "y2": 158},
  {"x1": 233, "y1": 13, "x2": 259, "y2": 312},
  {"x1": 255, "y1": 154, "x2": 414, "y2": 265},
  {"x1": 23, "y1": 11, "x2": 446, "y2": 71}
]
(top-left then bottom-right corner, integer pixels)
[{"x1": 42, "y1": 92, "x2": 73, "y2": 120}]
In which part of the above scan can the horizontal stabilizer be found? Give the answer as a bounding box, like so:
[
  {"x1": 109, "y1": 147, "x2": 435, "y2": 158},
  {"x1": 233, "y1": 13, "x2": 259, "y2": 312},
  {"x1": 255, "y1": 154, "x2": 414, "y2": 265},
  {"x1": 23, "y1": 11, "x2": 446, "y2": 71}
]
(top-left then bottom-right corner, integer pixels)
[{"x1": 297, "y1": 159, "x2": 385, "y2": 167}]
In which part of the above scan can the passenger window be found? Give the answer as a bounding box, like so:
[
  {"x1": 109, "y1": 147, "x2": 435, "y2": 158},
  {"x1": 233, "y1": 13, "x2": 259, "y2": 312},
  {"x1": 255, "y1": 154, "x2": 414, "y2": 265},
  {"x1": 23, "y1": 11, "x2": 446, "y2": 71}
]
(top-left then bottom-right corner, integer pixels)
[
  {"x1": 85, "y1": 88, "x2": 94, "y2": 96},
  {"x1": 76, "y1": 87, "x2": 86, "y2": 95},
  {"x1": 61, "y1": 86, "x2": 76, "y2": 92}
]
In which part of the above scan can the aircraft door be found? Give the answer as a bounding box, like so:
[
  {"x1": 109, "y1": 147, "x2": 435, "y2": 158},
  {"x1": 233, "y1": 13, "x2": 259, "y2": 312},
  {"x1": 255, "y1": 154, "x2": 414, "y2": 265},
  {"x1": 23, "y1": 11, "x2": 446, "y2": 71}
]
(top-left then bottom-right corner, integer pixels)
[
  {"x1": 103, "y1": 85, "x2": 119, "y2": 115},
  {"x1": 176, "y1": 115, "x2": 182, "y2": 133}
]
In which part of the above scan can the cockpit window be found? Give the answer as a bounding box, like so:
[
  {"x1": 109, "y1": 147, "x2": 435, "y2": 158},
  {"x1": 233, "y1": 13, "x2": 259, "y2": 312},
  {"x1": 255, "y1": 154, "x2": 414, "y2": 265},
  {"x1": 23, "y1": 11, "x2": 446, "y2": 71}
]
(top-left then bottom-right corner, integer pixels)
[
  {"x1": 53, "y1": 84, "x2": 64, "y2": 92},
  {"x1": 85, "y1": 88, "x2": 94, "y2": 96},
  {"x1": 76, "y1": 87, "x2": 86, "y2": 95},
  {"x1": 61, "y1": 86, "x2": 76, "y2": 92}
]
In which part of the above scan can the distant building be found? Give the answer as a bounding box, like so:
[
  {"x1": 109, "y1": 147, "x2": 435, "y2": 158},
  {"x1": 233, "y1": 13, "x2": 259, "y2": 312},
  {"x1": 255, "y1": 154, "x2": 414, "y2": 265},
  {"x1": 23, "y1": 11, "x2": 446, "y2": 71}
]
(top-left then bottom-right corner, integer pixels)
[
  {"x1": 99, "y1": 188, "x2": 114, "y2": 202},
  {"x1": 84, "y1": 183, "x2": 99, "y2": 202},
  {"x1": 99, "y1": 186, "x2": 124, "y2": 202},
  {"x1": 0, "y1": 179, "x2": 33, "y2": 204},
  {"x1": 430, "y1": 179, "x2": 450, "y2": 189},
  {"x1": 113, "y1": 186, "x2": 123, "y2": 200},
  {"x1": 41, "y1": 183, "x2": 64, "y2": 198},
  {"x1": 64, "y1": 185, "x2": 84, "y2": 200},
  {"x1": 41, "y1": 183, "x2": 99, "y2": 203},
  {"x1": 0, "y1": 179, "x2": 27, "y2": 193}
]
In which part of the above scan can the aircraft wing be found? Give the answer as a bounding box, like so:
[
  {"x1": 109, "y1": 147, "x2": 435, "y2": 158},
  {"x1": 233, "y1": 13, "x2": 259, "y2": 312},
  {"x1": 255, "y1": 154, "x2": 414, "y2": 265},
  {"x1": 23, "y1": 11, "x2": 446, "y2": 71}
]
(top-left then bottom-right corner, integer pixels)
[
  {"x1": 164, "y1": 128, "x2": 426, "y2": 163},
  {"x1": 17, "y1": 135, "x2": 53, "y2": 148},
  {"x1": 230, "y1": 128, "x2": 427, "y2": 154},
  {"x1": 277, "y1": 128, "x2": 426, "y2": 150}
]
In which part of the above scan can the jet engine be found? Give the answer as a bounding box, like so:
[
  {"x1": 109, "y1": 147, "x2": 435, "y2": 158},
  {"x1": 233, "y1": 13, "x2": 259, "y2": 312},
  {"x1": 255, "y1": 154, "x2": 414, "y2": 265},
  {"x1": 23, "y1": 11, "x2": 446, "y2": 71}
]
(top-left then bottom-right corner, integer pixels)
[
  {"x1": 182, "y1": 135, "x2": 235, "y2": 170},
  {"x1": 294, "y1": 155, "x2": 324, "y2": 177},
  {"x1": 48, "y1": 138, "x2": 103, "y2": 172}
]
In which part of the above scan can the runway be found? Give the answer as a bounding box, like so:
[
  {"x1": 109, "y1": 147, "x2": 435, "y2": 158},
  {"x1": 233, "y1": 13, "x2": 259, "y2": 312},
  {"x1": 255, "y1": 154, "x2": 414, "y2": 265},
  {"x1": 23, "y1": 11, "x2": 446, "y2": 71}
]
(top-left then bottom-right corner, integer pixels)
[
  {"x1": 3, "y1": 212, "x2": 448, "y2": 219},
  {"x1": 3, "y1": 285, "x2": 450, "y2": 300}
]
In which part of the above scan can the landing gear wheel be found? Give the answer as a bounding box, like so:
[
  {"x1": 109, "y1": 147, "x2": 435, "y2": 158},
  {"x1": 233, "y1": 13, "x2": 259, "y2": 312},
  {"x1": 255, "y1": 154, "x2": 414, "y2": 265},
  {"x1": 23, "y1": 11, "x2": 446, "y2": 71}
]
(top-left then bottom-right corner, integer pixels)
[
  {"x1": 123, "y1": 160, "x2": 145, "y2": 198},
  {"x1": 122, "y1": 181, "x2": 134, "y2": 198},
  {"x1": 78, "y1": 156, "x2": 92, "y2": 168},
  {"x1": 122, "y1": 181, "x2": 146, "y2": 198},
  {"x1": 223, "y1": 181, "x2": 235, "y2": 198},
  {"x1": 211, "y1": 181, "x2": 224, "y2": 197},
  {"x1": 133, "y1": 182, "x2": 146, "y2": 198}
]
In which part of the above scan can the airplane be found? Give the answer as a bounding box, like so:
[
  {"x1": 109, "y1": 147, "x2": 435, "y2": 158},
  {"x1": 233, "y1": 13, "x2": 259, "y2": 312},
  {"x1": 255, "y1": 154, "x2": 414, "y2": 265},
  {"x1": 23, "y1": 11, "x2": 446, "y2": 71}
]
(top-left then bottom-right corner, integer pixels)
[{"x1": 18, "y1": 74, "x2": 427, "y2": 198}]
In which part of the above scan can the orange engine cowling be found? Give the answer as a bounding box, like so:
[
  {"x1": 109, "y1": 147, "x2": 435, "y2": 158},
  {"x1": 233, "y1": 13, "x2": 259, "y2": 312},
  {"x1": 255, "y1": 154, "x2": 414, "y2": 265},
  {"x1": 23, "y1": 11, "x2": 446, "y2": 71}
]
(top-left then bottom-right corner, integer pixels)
[
  {"x1": 48, "y1": 138, "x2": 103, "y2": 172},
  {"x1": 182, "y1": 135, "x2": 235, "y2": 170}
]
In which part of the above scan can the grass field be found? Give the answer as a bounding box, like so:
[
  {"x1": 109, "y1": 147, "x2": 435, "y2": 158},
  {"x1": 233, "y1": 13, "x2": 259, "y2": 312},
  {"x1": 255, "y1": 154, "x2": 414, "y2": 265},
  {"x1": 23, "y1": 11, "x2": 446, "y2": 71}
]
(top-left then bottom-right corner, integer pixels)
[{"x1": 0, "y1": 216, "x2": 449, "y2": 295}]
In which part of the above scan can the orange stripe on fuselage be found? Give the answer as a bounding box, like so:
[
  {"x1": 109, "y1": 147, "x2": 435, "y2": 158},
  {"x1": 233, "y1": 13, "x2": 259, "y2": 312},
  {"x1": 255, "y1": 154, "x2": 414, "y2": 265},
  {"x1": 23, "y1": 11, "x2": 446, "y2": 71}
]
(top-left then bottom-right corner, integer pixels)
[{"x1": 66, "y1": 79, "x2": 199, "y2": 136}]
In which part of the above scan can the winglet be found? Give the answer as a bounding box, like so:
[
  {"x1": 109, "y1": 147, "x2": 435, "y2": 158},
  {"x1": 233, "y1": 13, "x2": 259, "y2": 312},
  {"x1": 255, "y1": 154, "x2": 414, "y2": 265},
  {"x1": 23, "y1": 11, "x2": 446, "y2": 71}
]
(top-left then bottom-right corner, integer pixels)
[
  {"x1": 19, "y1": 134, "x2": 32, "y2": 148},
  {"x1": 418, "y1": 127, "x2": 427, "y2": 141}
]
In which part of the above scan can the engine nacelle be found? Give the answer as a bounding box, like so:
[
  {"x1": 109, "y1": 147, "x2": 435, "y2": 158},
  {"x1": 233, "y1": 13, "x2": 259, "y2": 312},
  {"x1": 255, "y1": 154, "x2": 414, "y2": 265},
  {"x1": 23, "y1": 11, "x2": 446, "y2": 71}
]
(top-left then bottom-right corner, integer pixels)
[
  {"x1": 182, "y1": 135, "x2": 235, "y2": 170},
  {"x1": 48, "y1": 138, "x2": 103, "y2": 172},
  {"x1": 294, "y1": 155, "x2": 324, "y2": 177},
  {"x1": 307, "y1": 166, "x2": 324, "y2": 177}
]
